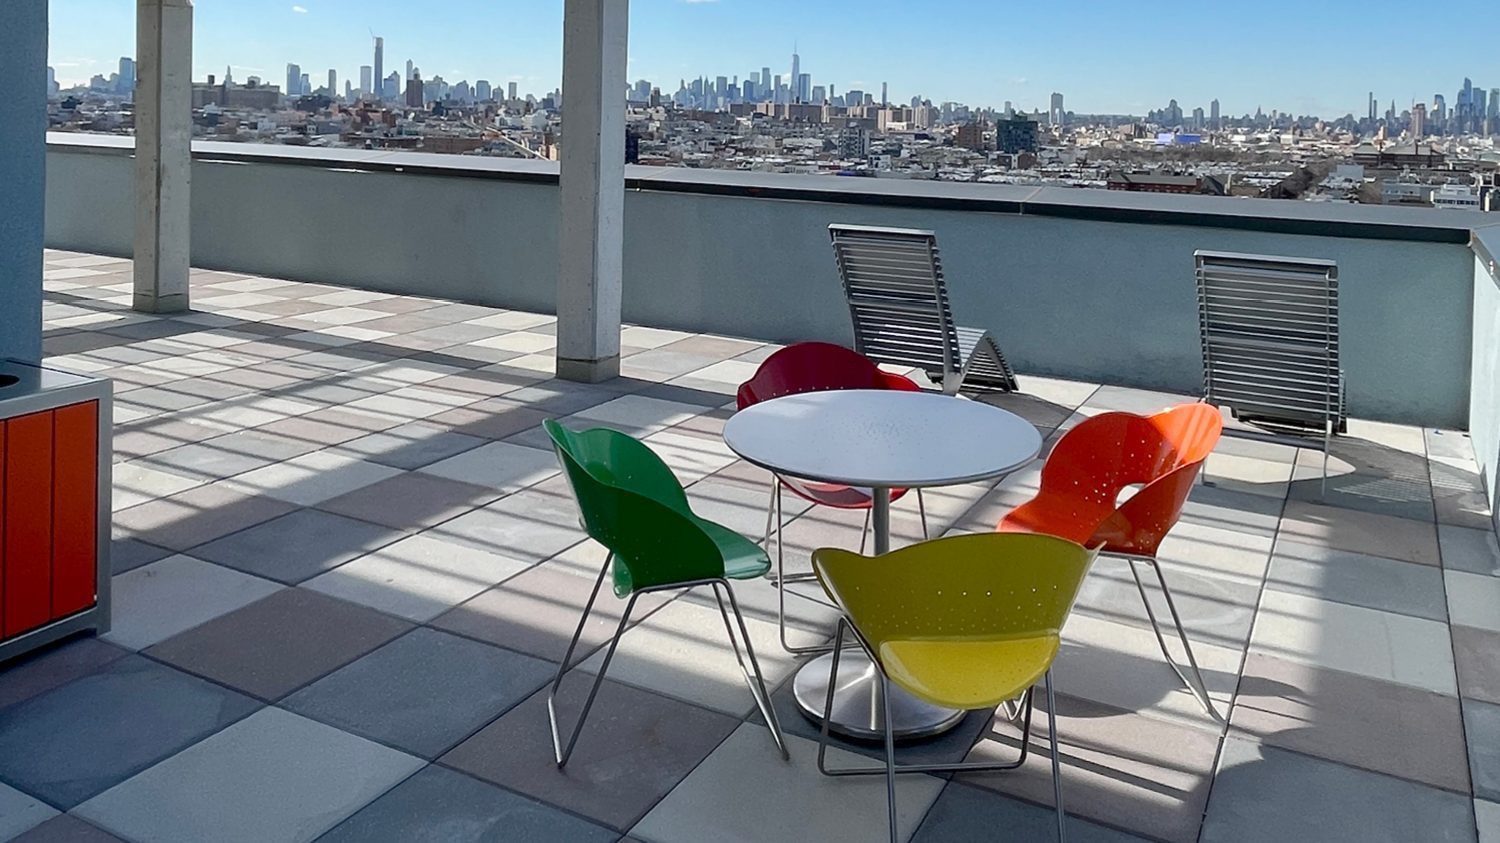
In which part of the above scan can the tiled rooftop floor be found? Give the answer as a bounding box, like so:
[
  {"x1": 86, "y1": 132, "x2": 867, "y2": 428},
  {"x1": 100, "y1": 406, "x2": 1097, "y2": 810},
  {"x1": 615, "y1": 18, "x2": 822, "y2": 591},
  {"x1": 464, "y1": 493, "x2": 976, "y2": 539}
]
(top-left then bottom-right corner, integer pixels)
[{"x1": 2, "y1": 250, "x2": 1498, "y2": 842}]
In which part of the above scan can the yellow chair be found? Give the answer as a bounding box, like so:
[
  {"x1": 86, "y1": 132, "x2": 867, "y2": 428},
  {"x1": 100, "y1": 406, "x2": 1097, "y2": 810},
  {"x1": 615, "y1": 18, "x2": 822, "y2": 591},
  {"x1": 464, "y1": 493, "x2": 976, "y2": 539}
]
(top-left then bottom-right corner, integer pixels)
[{"x1": 811, "y1": 532, "x2": 1099, "y2": 843}]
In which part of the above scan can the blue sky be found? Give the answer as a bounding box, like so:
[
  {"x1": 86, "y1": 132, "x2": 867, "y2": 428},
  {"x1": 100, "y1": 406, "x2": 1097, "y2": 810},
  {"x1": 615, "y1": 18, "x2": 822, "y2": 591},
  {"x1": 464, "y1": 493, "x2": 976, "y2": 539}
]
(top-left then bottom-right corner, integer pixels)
[{"x1": 48, "y1": 0, "x2": 1499, "y2": 116}]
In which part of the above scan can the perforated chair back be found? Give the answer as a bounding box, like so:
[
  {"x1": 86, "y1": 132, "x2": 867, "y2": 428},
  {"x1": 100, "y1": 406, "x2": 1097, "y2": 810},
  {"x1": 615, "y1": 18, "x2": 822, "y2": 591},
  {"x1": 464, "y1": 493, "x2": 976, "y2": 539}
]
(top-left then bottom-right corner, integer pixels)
[
  {"x1": 734, "y1": 341, "x2": 920, "y2": 411},
  {"x1": 812, "y1": 533, "x2": 1097, "y2": 708},
  {"x1": 999, "y1": 404, "x2": 1223, "y2": 558},
  {"x1": 1195, "y1": 250, "x2": 1344, "y2": 433}
]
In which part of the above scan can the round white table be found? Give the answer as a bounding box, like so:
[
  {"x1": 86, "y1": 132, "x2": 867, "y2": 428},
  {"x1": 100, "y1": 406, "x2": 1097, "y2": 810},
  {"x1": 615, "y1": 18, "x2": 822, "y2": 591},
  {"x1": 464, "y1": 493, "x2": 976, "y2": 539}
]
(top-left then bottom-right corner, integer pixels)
[{"x1": 722, "y1": 389, "x2": 1042, "y2": 740}]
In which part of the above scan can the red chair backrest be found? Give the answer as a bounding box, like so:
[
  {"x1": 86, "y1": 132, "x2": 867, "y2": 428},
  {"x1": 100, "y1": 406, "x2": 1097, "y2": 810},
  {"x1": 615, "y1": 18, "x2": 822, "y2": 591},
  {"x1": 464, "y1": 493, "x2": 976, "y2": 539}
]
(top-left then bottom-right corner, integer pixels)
[
  {"x1": 999, "y1": 403, "x2": 1223, "y2": 557},
  {"x1": 735, "y1": 341, "x2": 920, "y2": 410}
]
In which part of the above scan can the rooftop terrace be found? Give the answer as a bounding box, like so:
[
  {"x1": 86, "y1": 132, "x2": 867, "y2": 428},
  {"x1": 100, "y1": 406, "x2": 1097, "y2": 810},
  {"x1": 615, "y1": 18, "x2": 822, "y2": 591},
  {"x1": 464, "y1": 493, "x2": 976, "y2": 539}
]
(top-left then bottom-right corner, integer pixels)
[{"x1": 0, "y1": 251, "x2": 1496, "y2": 842}]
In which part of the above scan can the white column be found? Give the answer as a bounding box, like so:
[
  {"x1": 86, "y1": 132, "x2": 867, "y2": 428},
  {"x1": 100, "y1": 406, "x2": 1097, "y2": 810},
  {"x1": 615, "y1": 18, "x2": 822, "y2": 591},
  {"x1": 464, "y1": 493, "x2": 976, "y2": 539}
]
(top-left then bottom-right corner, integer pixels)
[
  {"x1": 556, "y1": 0, "x2": 628, "y2": 382},
  {"x1": 133, "y1": 0, "x2": 193, "y2": 313}
]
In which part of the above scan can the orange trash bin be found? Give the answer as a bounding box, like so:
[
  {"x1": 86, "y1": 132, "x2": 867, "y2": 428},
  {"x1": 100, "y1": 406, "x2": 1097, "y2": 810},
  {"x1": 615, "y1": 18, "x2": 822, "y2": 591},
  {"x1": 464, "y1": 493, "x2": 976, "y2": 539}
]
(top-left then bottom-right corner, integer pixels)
[{"x1": 0, "y1": 360, "x2": 111, "y2": 663}]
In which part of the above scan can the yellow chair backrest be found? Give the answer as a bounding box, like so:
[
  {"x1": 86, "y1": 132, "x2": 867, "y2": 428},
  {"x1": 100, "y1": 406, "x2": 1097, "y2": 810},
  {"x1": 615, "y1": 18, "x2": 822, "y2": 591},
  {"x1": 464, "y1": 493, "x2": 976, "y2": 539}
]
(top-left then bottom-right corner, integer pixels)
[{"x1": 812, "y1": 532, "x2": 1097, "y2": 709}]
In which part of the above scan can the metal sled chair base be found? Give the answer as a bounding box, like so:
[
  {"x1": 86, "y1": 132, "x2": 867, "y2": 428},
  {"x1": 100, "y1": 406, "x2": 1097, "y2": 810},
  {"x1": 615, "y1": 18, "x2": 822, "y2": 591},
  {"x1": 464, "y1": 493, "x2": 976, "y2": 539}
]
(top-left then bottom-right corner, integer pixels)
[
  {"x1": 1119, "y1": 553, "x2": 1223, "y2": 722},
  {"x1": 813, "y1": 618, "x2": 1067, "y2": 843},
  {"x1": 547, "y1": 554, "x2": 789, "y2": 768}
]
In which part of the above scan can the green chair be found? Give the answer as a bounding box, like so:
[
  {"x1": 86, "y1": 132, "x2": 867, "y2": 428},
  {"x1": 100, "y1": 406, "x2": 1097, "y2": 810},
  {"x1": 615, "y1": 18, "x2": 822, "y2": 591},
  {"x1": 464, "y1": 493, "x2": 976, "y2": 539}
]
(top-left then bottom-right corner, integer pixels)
[
  {"x1": 543, "y1": 419, "x2": 789, "y2": 766},
  {"x1": 811, "y1": 532, "x2": 1098, "y2": 843}
]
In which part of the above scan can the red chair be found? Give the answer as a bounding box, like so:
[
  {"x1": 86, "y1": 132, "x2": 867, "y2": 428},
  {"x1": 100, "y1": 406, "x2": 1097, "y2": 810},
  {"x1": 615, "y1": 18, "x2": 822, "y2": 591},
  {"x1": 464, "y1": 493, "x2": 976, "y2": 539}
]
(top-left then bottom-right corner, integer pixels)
[
  {"x1": 736, "y1": 341, "x2": 929, "y2": 654},
  {"x1": 999, "y1": 403, "x2": 1225, "y2": 718}
]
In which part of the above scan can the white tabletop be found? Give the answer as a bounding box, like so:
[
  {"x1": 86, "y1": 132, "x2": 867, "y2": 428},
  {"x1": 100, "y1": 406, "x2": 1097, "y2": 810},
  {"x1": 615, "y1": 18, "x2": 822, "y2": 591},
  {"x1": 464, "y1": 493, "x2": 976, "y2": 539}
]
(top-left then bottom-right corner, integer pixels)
[{"x1": 722, "y1": 390, "x2": 1041, "y2": 488}]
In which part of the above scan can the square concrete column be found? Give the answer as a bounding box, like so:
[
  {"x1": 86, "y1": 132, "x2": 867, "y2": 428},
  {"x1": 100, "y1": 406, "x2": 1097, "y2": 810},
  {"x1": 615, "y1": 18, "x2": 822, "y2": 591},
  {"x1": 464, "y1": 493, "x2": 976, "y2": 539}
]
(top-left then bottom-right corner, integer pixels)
[
  {"x1": 555, "y1": 0, "x2": 628, "y2": 383},
  {"x1": 0, "y1": 0, "x2": 47, "y2": 364},
  {"x1": 133, "y1": 0, "x2": 193, "y2": 314}
]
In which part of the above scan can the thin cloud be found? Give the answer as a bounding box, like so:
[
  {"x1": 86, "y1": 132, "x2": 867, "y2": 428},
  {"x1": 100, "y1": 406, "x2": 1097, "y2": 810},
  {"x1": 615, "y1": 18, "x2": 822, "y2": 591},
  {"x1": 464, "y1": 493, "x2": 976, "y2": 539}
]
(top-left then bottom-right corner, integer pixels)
[{"x1": 291, "y1": 4, "x2": 308, "y2": 12}]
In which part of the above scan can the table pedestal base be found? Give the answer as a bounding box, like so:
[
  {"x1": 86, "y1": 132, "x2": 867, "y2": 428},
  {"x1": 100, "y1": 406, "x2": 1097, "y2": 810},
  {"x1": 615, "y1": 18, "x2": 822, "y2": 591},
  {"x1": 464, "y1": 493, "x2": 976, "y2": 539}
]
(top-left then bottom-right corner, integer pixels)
[{"x1": 793, "y1": 651, "x2": 965, "y2": 741}]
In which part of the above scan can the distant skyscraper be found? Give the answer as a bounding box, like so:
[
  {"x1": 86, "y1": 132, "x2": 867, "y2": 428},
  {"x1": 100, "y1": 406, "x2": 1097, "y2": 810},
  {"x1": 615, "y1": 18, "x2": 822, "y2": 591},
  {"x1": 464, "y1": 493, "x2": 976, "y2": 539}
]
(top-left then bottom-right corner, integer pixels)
[
  {"x1": 1210, "y1": 98, "x2": 1220, "y2": 130},
  {"x1": 285, "y1": 63, "x2": 301, "y2": 96},
  {"x1": 406, "y1": 72, "x2": 424, "y2": 108},
  {"x1": 508, "y1": 80, "x2": 518, "y2": 100},
  {"x1": 117, "y1": 57, "x2": 136, "y2": 95},
  {"x1": 476, "y1": 80, "x2": 491, "y2": 101},
  {"x1": 1368, "y1": 91, "x2": 1376, "y2": 122},
  {"x1": 46, "y1": 65, "x2": 58, "y2": 97},
  {"x1": 881, "y1": 81, "x2": 888, "y2": 106},
  {"x1": 761, "y1": 67, "x2": 771, "y2": 96},
  {"x1": 405, "y1": 59, "x2": 414, "y2": 81},
  {"x1": 384, "y1": 71, "x2": 400, "y2": 101},
  {"x1": 797, "y1": 74, "x2": 811, "y2": 104},
  {"x1": 300, "y1": 73, "x2": 310, "y2": 96},
  {"x1": 360, "y1": 65, "x2": 373, "y2": 96},
  {"x1": 1049, "y1": 92, "x2": 1064, "y2": 126},
  {"x1": 327, "y1": 69, "x2": 336, "y2": 95},
  {"x1": 1434, "y1": 94, "x2": 1446, "y2": 127},
  {"x1": 1411, "y1": 102, "x2": 1426, "y2": 138},
  {"x1": 373, "y1": 36, "x2": 385, "y2": 99},
  {"x1": 790, "y1": 48, "x2": 800, "y2": 102}
]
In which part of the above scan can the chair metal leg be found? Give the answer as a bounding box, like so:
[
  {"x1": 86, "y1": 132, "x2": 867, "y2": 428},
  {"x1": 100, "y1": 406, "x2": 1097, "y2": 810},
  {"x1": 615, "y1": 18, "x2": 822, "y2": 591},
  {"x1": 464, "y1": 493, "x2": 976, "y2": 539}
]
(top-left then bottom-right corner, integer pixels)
[
  {"x1": 815, "y1": 617, "x2": 1035, "y2": 778},
  {"x1": 916, "y1": 489, "x2": 929, "y2": 539},
  {"x1": 773, "y1": 482, "x2": 835, "y2": 657},
  {"x1": 1321, "y1": 422, "x2": 1331, "y2": 496},
  {"x1": 1045, "y1": 669, "x2": 1066, "y2": 843},
  {"x1": 1124, "y1": 556, "x2": 1222, "y2": 721},
  {"x1": 548, "y1": 582, "x2": 639, "y2": 768},
  {"x1": 761, "y1": 476, "x2": 778, "y2": 547},
  {"x1": 712, "y1": 581, "x2": 789, "y2": 759},
  {"x1": 859, "y1": 507, "x2": 871, "y2": 555},
  {"x1": 879, "y1": 673, "x2": 899, "y2": 843}
]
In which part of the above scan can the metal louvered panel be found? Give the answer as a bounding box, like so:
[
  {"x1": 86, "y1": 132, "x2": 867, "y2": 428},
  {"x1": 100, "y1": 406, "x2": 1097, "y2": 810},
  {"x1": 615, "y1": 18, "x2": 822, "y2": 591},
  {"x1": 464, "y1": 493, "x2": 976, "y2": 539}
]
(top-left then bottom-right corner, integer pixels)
[
  {"x1": 830, "y1": 224, "x2": 960, "y2": 376},
  {"x1": 1195, "y1": 250, "x2": 1342, "y2": 432}
]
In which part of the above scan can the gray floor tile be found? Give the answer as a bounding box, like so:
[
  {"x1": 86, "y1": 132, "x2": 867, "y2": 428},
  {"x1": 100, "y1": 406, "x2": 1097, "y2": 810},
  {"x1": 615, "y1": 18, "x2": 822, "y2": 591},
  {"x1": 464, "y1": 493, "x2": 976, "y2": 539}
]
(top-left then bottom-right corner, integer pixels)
[
  {"x1": 1266, "y1": 539, "x2": 1448, "y2": 621},
  {"x1": 110, "y1": 537, "x2": 173, "y2": 574},
  {"x1": 1249, "y1": 589, "x2": 1456, "y2": 695},
  {"x1": 304, "y1": 533, "x2": 530, "y2": 622},
  {"x1": 146, "y1": 589, "x2": 412, "y2": 700},
  {"x1": 0, "y1": 656, "x2": 258, "y2": 808},
  {"x1": 431, "y1": 563, "x2": 671, "y2": 666},
  {"x1": 1278, "y1": 500, "x2": 1441, "y2": 566},
  {"x1": 1455, "y1": 625, "x2": 1500, "y2": 705},
  {"x1": 912, "y1": 782, "x2": 1150, "y2": 843},
  {"x1": 316, "y1": 471, "x2": 499, "y2": 531},
  {"x1": 337, "y1": 422, "x2": 486, "y2": 470},
  {"x1": 419, "y1": 440, "x2": 559, "y2": 492},
  {"x1": 1076, "y1": 557, "x2": 1259, "y2": 651},
  {"x1": 0, "y1": 637, "x2": 128, "y2": 712},
  {"x1": 104, "y1": 555, "x2": 284, "y2": 650},
  {"x1": 283, "y1": 628, "x2": 553, "y2": 758},
  {"x1": 0, "y1": 782, "x2": 56, "y2": 840},
  {"x1": 1231, "y1": 653, "x2": 1470, "y2": 792},
  {"x1": 318, "y1": 764, "x2": 617, "y2": 843},
  {"x1": 1202, "y1": 738, "x2": 1477, "y2": 843},
  {"x1": 1467, "y1": 699, "x2": 1500, "y2": 802},
  {"x1": 112, "y1": 483, "x2": 298, "y2": 551},
  {"x1": 1448, "y1": 570, "x2": 1500, "y2": 634},
  {"x1": 442, "y1": 675, "x2": 737, "y2": 831},
  {"x1": 632, "y1": 724, "x2": 943, "y2": 843},
  {"x1": 9, "y1": 814, "x2": 125, "y2": 843},
  {"x1": 141, "y1": 430, "x2": 318, "y2": 482},
  {"x1": 1433, "y1": 461, "x2": 1494, "y2": 530},
  {"x1": 73, "y1": 708, "x2": 422, "y2": 843},
  {"x1": 1480, "y1": 800, "x2": 1500, "y2": 843},
  {"x1": 1442, "y1": 524, "x2": 1500, "y2": 576},
  {"x1": 430, "y1": 491, "x2": 587, "y2": 563},
  {"x1": 191, "y1": 509, "x2": 403, "y2": 584}
]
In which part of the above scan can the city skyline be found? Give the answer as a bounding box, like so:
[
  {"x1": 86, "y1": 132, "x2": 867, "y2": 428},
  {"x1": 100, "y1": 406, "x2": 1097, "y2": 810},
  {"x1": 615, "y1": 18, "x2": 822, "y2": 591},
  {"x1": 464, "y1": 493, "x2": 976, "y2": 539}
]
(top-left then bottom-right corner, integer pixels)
[{"x1": 46, "y1": 0, "x2": 1499, "y2": 117}]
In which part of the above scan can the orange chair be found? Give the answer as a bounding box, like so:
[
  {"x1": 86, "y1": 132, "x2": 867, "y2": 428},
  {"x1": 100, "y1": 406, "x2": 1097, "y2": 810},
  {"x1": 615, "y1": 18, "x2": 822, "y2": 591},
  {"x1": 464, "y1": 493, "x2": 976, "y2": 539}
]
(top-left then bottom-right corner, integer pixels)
[{"x1": 999, "y1": 403, "x2": 1225, "y2": 718}]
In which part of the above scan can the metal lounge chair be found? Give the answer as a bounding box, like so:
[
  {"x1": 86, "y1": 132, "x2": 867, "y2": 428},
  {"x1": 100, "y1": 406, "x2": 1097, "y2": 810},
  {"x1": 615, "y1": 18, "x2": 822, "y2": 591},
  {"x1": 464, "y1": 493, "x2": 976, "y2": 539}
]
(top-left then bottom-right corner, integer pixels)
[
  {"x1": 828, "y1": 223, "x2": 1018, "y2": 395},
  {"x1": 1195, "y1": 249, "x2": 1345, "y2": 485}
]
